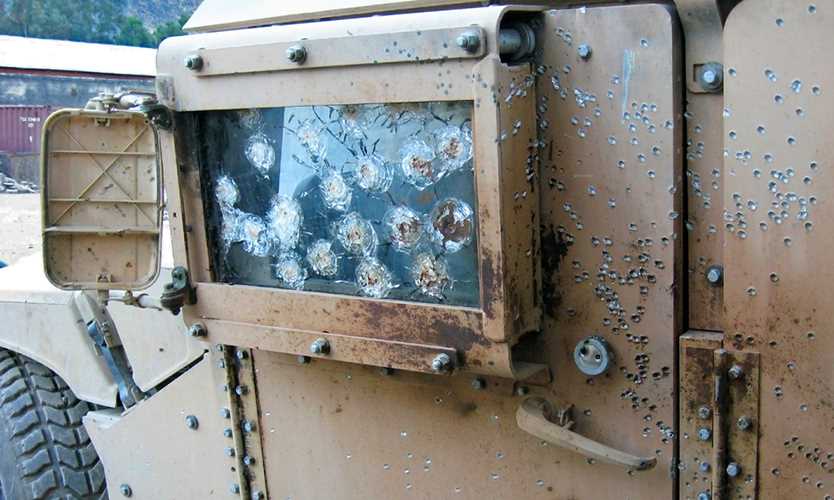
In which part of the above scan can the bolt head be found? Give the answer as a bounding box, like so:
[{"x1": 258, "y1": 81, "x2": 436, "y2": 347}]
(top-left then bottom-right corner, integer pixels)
[
  {"x1": 431, "y1": 353, "x2": 453, "y2": 373},
  {"x1": 242, "y1": 420, "x2": 256, "y2": 433},
  {"x1": 224, "y1": 446, "x2": 236, "y2": 457},
  {"x1": 184, "y1": 54, "x2": 203, "y2": 71},
  {"x1": 235, "y1": 385, "x2": 249, "y2": 396},
  {"x1": 699, "y1": 461, "x2": 711, "y2": 473},
  {"x1": 251, "y1": 491, "x2": 265, "y2": 500},
  {"x1": 471, "y1": 377, "x2": 486, "y2": 390},
  {"x1": 297, "y1": 355, "x2": 311, "y2": 364},
  {"x1": 705, "y1": 265, "x2": 723, "y2": 285},
  {"x1": 220, "y1": 407, "x2": 231, "y2": 419},
  {"x1": 188, "y1": 323, "x2": 206, "y2": 337},
  {"x1": 120, "y1": 484, "x2": 133, "y2": 497},
  {"x1": 737, "y1": 415, "x2": 752, "y2": 431},
  {"x1": 230, "y1": 483, "x2": 241, "y2": 494},
  {"x1": 697, "y1": 427, "x2": 712, "y2": 441},
  {"x1": 728, "y1": 364, "x2": 744, "y2": 380},
  {"x1": 698, "y1": 62, "x2": 724, "y2": 91},
  {"x1": 515, "y1": 385, "x2": 530, "y2": 396},
  {"x1": 286, "y1": 44, "x2": 307, "y2": 63},
  {"x1": 236, "y1": 349, "x2": 249, "y2": 360},
  {"x1": 243, "y1": 455, "x2": 256, "y2": 465},
  {"x1": 379, "y1": 367, "x2": 394, "y2": 376},
  {"x1": 185, "y1": 415, "x2": 199, "y2": 430},
  {"x1": 577, "y1": 44, "x2": 592, "y2": 60},
  {"x1": 697, "y1": 405, "x2": 712, "y2": 420},
  {"x1": 726, "y1": 462, "x2": 741, "y2": 477},
  {"x1": 456, "y1": 31, "x2": 481, "y2": 52},
  {"x1": 310, "y1": 338, "x2": 330, "y2": 355},
  {"x1": 224, "y1": 427, "x2": 233, "y2": 438},
  {"x1": 702, "y1": 69, "x2": 717, "y2": 84},
  {"x1": 698, "y1": 492, "x2": 711, "y2": 500}
]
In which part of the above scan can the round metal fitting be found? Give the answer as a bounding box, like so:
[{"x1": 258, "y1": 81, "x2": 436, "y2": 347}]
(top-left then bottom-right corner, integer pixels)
[
  {"x1": 220, "y1": 407, "x2": 231, "y2": 419},
  {"x1": 187, "y1": 323, "x2": 207, "y2": 338},
  {"x1": 185, "y1": 415, "x2": 199, "y2": 430},
  {"x1": 235, "y1": 385, "x2": 248, "y2": 396},
  {"x1": 515, "y1": 385, "x2": 530, "y2": 397},
  {"x1": 471, "y1": 377, "x2": 486, "y2": 390},
  {"x1": 286, "y1": 44, "x2": 307, "y2": 64},
  {"x1": 242, "y1": 420, "x2": 256, "y2": 433},
  {"x1": 728, "y1": 364, "x2": 744, "y2": 380},
  {"x1": 697, "y1": 427, "x2": 712, "y2": 441},
  {"x1": 698, "y1": 492, "x2": 711, "y2": 500},
  {"x1": 697, "y1": 62, "x2": 724, "y2": 92},
  {"x1": 705, "y1": 265, "x2": 724, "y2": 286},
  {"x1": 184, "y1": 54, "x2": 203, "y2": 71},
  {"x1": 431, "y1": 353, "x2": 453, "y2": 373},
  {"x1": 699, "y1": 461, "x2": 711, "y2": 473},
  {"x1": 573, "y1": 336, "x2": 614, "y2": 376},
  {"x1": 577, "y1": 44, "x2": 592, "y2": 60},
  {"x1": 236, "y1": 349, "x2": 249, "y2": 360},
  {"x1": 310, "y1": 338, "x2": 330, "y2": 355},
  {"x1": 251, "y1": 491, "x2": 265, "y2": 500},
  {"x1": 243, "y1": 455, "x2": 256, "y2": 466},
  {"x1": 297, "y1": 355, "x2": 311, "y2": 364},
  {"x1": 736, "y1": 415, "x2": 752, "y2": 431},
  {"x1": 726, "y1": 461, "x2": 741, "y2": 477},
  {"x1": 456, "y1": 31, "x2": 481, "y2": 53},
  {"x1": 120, "y1": 483, "x2": 133, "y2": 497},
  {"x1": 223, "y1": 427, "x2": 233, "y2": 438},
  {"x1": 697, "y1": 405, "x2": 712, "y2": 420},
  {"x1": 230, "y1": 483, "x2": 241, "y2": 495},
  {"x1": 224, "y1": 446, "x2": 236, "y2": 457}
]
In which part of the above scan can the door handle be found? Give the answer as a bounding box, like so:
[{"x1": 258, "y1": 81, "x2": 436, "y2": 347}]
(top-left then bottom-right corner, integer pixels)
[{"x1": 516, "y1": 397, "x2": 657, "y2": 471}]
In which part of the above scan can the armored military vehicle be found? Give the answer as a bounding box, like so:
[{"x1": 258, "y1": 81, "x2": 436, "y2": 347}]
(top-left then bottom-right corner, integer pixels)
[{"x1": 0, "y1": 1, "x2": 831, "y2": 499}]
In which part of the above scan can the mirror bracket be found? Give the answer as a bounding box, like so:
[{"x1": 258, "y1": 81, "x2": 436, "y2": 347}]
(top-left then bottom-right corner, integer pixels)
[{"x1": 160, "y1": 266, "x2": 197, "y2": 315}]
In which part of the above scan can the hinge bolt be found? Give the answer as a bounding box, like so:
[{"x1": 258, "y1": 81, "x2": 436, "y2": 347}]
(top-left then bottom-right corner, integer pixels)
[
  {"x1": 188, "y1": 323, "x2": 207, "y2": 337},
  {"x1": 697, "y1": 405, "x2": 712, "y2": 419},
  {"x1": 185, "y1": 415, "x2": 199, "y2": 430},
  {"x1": 697, "y1": 427, "x2": 712, "y2": 441},
  {"x1": 310, "y1": 338, "x2": 330, "y2": 355},
  {"x1": 471, "y1": 377, "x2": 486, "y2": 390},
  {"x1": 726, "y1": 461, "x2": 741, "y2": 477},
  {"x1": 120, "y1": 484, "x2": 133, "y2": 497},
  {"x1": 184, "y1": 54, "x2": 203, "y2": 71},
  {"x1": 728, "y1": 364, "x2": 744, "y2": 380},
  {"x1": 286, "y1": 44, "x2": 307, "y2": 64},
  {"x1": 577, "y1": 44, "x2": 592, "y2": 60},
  {"x1": 456, "y1": 31, "x2": 481, "y2": 53},
  {"x1": 736, "y1": 415, "x2": 752, "y2": 431},
  {"x1": 431, "y1": 353, "x2": 453, "y2": 373},
  {"x1": 705, "y1": 265, "x2": 723, "y2": 286}
]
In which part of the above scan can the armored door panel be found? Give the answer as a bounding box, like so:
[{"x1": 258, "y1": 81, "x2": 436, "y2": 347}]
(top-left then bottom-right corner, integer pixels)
[{"x1": 724, "y1": 1, "x2": 834, "y2": 498}]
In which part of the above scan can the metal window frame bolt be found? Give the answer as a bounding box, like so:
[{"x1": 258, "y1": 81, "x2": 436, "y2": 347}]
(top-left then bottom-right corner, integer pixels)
[
  {"x1": 184, "y1": 54, "x2": 203, "y2": 71},
  {"x1": 697, "y1": 62, "x2": 724, "y2": 92},
  {"x1": 223, "y1": 428, "x2": 233, "y2": 438},
  {"x1": 286, "y1": 44, "x2": 307, "y2": 64},
  {"x1": 235, "y1": 385, "x2": 249, "y2": 396},
  {"x1": 456, "y1": 30, "x2": 481, "y2": 53},
  {"x1": 737, "y1": 415, "x2": 752, "y2": 431},
  {"x1": 188, "y1": 323, "x2": 207, "y2": 338},
  {"x1": 236, "y1": 349, "x2": 249, "y2": 360},
  {"x1": 185, "y1": 415, "x2": 199, "y2": 430},
  {"x1": 471, "y1": 377, "x2": 486, "y2": 390},
  {"x1": 297, "y1": 355, "x2": 311, "y2": 364},
  {"x1": 310, "y1": 338, "x2": 330, "y2": 355},
  {"x1": 224, "y1": 446, "x2": 235, "y2": 457},
  {"x1": 705, "y1": 265, "x2": 723, "y2": 286},
  {"x1": 697, "y1": 405, "x2": 712, "y2": 420},
  {"x1": 243, "y1": 455, "x2": 256, "y2": 466},
  {"x1": 697, "y1": 427, "x2": 712, "y2": 441},
  {"x1": 242, "y1": 420, "x2": 257, "y2": 433},
  {"x1": 431, "y1": 353, "x2": 453, "y2": 373},
  {"x1": 726, "y1": 461, "x2": 741, "y2": 477},
  {"x1": 220, "y1": 408, "x2": 231, "y2": 419},
  {"x1": 577, "y1": 44, "x2": 592, "y2": 60},
  {"x1": 120, "y1": 484, "x2": 133, "y2": 497},
  {"x1": 728, "y1": 364, "x2": 744, "y2": 380}
]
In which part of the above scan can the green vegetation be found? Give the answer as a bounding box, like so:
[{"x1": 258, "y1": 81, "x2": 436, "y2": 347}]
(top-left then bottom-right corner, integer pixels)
[{"x1": 0, "y1": 0, "x2": 191, "y2": 47}]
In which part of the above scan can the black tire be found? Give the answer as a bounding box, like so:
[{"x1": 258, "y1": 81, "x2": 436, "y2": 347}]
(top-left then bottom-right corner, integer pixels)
[{"x1": 0, "y1": 349, "x2": 107, "y2": 499}]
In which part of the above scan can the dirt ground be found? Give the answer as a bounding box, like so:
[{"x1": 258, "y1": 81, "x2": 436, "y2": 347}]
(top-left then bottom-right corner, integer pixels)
[{"x1": 0, "y1": 193, "x2": 41, "y2": 266}]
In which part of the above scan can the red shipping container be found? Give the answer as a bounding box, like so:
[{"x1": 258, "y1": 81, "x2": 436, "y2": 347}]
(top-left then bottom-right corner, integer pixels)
[{"x1": 0, "y1": 105, "x2": 52, "y2": 155}]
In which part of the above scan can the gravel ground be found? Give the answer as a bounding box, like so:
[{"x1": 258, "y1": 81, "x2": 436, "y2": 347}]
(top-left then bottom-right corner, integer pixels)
[{"x1": 0, "y1": 194, "x2": 41, "y2": 266}]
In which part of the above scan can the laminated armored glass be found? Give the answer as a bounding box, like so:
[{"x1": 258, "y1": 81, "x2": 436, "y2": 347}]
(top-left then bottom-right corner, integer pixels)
[{"x1": 196, "y1": 102, "x2": 480, "y2": 307}]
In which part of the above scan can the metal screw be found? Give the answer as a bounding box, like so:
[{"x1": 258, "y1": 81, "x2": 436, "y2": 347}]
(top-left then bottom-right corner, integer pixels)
[
  {"x1": 224, "y1": 446, "x2": 236, "y2": 457},
  {"x1": 697, "y1": 62, "x2": 724, "y2": 92},
  {"x1": 243, "y1": 455, "x2": 256, "y2": 465},
  {"x1": 728, "y1": 364, "x2": 744, "y2": 380},
  {"x1": 705, "y1": 265, "x2": 723, "y2": 286},
  {"x1": 515, "y1": 385, "x2": 530, "y2": 396},
  {"x1": 184, "y1": 54, "x2": 203, "y2": 71},
  {"x1": 697, "y1": 405, "x2": 712, "y2": 420},
  {"x1": 251, "y1": 491, "x2": 265, "y2": 500},
  {"x1": 699, "y1": 461, "x2": 711, "y2": 473},
  {"x1": 185, "y1": 415, "x2": 199, "y2": 430},
  {"x1": 236, "y1": 349, "x2": 249, "y2": 360},
  {"x1": 286, "y1": 44, "x2": 307, "y2": 64},
  {"x1": 456, "y1": 31, "x2": 481, "y2": 52},
  {"x1": 737, "y1": 415, "x2": 752, "y2": 431},
  {"x1": 297, "y1": 355, "x2": 311, "y2": 364},
  {"x1": 223, "y1": 428, "x2": 233, "y2": 438},
  {"x1": 698, "y1": 492, "x2": 711, "y2": 500},
  {"x1": 431, "y1": 353, "x2": 453, "y2": 373},
  {"x1": 220, "y1": 408, "x2": 231, "y2": 419},
  {"x1": 120, "y1": 484, "x2": 133, "y2": 497},
  {"x1": 242, "y1": 420, "x2": 256, "y2": 433},
  {"x1": 235, "y1": 385, "x2": 249, "y2": 396},
  {"x1": 471, "y1": 377, "x2": 486, "y2": 390},
  {"x1": 188, "y1": 323, "x2": 207, "y2": 337},
  {"x1": 577, "y1": 44, "x2": 592, "y2": 60},
  {"x1": 697, "y1": 427, "x2": 712, "y2": 441},
  {"x1": 230, "y1": 483, "x2": 241, "y2": 495},
  {"x1": 216, "y1": 344, "x2": 225, "y2": 352},
  {"x1": 726, "y1": 461, "x2": 741, "y2": 477},
  {"x1": 218, "y1": 360, "x2": 226, "y2": 369},
  {"x1": 310, "y1": 338, "x2": 330, "y2": 355}
]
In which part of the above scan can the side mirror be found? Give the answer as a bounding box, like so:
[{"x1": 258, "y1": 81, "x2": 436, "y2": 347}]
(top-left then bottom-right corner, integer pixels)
[{"x1": 41, "y1": 108, "x2": 162, "y2": 290}]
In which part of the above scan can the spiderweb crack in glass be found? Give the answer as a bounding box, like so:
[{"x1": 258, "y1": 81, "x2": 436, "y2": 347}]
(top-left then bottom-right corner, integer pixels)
[{"x1": 202, "y1": 101, "x2": 479, "y2": 307}]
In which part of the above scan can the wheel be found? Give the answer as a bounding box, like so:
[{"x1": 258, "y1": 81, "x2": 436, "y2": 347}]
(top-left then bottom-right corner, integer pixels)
[{"x1": 0, "y1": 349, "x2": 107, "y2": 499}]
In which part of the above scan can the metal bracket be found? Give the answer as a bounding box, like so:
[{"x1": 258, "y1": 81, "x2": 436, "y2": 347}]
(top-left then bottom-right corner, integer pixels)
[
  {"x1": 160, "y1": 266, "x2": 197, "y2": 315},
  {"x1": 673, "y1": 0, "x2": 728, "y2": 93}
]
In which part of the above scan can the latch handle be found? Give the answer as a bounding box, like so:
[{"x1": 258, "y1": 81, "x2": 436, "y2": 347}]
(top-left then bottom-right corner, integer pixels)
[{"x1": 516, "y1": 398, "x2": 657, "y2": 471}]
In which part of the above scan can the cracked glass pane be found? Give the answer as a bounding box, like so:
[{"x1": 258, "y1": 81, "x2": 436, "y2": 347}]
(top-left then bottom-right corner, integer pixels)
[{"x1": 195, "y1": 101, "x2": 479, "y2": 307}]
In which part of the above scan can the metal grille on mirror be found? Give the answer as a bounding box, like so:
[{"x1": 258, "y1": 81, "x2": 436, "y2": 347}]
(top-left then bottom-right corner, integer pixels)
[{"x1": 197, "y1": 101, "x2": 480, "y2": 307}]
